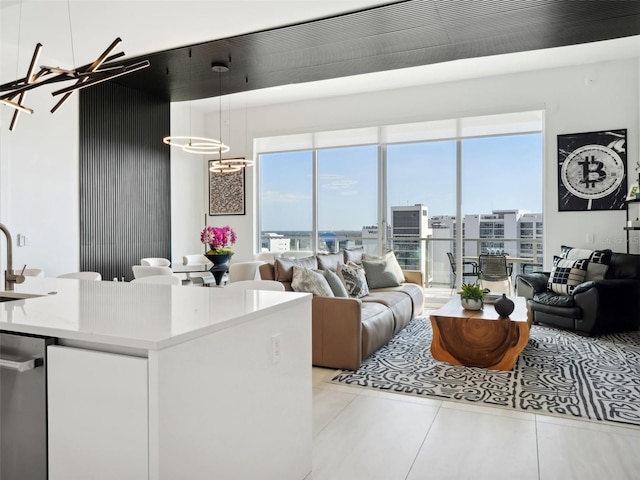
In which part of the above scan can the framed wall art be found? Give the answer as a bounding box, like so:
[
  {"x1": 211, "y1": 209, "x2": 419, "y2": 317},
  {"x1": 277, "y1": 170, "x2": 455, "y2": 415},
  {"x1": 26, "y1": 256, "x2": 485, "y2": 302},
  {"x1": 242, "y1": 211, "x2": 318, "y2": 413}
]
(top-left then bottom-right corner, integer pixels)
[
  {"x1": 208, "y1": 160, "x2": 245, "y2": 216},
  {"x1": 557, "y1": 129, "x2": 627, "y2": 211}
]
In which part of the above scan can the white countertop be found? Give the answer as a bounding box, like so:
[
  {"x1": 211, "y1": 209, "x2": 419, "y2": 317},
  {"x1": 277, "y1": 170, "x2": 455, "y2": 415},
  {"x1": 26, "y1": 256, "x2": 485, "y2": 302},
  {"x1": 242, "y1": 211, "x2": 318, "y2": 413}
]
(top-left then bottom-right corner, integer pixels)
[{"x1": 0, "y1": 278, "x2": 310, "y2": 350}]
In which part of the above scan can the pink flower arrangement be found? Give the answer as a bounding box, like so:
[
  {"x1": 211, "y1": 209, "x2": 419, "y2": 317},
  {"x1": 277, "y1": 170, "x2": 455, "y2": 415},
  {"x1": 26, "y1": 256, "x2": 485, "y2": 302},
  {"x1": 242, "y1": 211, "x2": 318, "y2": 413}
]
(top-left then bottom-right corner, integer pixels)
[{"x1": 201, "y1": 225, "x2": 237, "y2": 254}]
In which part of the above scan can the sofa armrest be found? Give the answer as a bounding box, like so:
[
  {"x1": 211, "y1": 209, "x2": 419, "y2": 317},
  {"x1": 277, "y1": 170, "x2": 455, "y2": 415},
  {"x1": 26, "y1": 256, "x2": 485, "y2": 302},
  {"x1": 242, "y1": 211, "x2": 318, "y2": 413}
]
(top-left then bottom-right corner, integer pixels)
[
  {"x1": 573, "y1": 279, "x2": 640, "y2": 334},
  {"x1": 312, "y1": 296, "x2": 363, "y2": 370},
  {"x1": 402, "y1": 269, "x2": 423, "y2": 286},
  {"x1": 516, "y1": 272, "x2": 549, "y2": 299}
]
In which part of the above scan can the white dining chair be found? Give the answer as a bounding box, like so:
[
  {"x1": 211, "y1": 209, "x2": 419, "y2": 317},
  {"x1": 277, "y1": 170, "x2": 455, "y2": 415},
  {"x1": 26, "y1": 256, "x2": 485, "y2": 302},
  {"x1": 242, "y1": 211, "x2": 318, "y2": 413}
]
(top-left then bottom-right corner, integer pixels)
[
  {"x1": 132, "y1": 265, "x2": 176, "y2": 279},
  {"x1": 22, "y1": 268, "x2": 45, "y2": 278},
  {"x1": 58, "y1": 271, "x2": 102, "y2": 281},
  {"x1": 140, "y1": 257, "x2": 171, "y2": 267},
  {"x1": 222, "y1": 280, "x2": 285, "y2": 292},
  {"x1": 130, "y1": 275, "x2": 181, "y2": 285},
  {"x1": 228, "y1": 261, "x2": 266, "y2": 283}
]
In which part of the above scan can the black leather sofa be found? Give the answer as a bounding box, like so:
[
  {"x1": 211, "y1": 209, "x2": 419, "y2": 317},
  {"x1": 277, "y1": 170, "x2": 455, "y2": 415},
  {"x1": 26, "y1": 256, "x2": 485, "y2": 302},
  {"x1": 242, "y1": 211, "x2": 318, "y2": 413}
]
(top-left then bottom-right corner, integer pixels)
[{"x1": 516, "y1": 251, "x2": 640, "y2": 336}]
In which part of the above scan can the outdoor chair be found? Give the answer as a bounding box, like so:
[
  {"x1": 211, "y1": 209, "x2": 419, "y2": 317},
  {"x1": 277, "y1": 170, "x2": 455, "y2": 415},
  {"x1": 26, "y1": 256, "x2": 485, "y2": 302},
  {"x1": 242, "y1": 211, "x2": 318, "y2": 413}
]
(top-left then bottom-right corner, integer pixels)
[
  {"x1": 478, "y1": 254, "x2": 512, "y2": 294},
  {"x1": 446, "y1": 252, "x2": 478, "y2": 288}
]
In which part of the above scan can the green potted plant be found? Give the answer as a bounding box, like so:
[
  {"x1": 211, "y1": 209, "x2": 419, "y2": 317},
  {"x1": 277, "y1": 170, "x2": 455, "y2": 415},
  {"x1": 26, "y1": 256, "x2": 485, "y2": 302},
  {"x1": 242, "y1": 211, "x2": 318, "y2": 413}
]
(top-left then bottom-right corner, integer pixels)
[{"x1": 458, "y1": 283, "x2": 486, "y2": 310}]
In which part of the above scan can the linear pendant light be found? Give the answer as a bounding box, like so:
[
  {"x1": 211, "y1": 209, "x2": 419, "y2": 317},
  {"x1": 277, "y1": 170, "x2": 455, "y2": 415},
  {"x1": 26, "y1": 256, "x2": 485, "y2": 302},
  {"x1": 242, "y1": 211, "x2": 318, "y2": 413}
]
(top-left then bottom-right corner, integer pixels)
[{"x1": 1, "y1": 1, "x2": 149, "y2": 131}]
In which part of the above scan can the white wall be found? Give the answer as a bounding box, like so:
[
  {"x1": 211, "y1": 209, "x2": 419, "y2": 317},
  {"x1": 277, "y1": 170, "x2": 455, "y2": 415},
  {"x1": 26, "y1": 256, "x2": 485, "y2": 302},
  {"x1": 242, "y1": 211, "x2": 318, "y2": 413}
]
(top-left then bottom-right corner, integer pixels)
[
  {"x1": 0, "y1": 89, "x2": 79, "y2": 278},
  {"x1": 211, "y1": 57, "x2": 639, "y2": 267},
  {"x1": 169, "y1": 103, "x2": 209, "y2": 264}
]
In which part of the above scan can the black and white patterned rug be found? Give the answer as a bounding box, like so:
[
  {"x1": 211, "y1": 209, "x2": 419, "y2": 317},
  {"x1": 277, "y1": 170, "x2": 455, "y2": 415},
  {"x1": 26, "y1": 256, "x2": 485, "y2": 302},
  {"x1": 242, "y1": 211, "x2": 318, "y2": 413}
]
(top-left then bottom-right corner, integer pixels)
[{"x1": 331, "y1": 317, "x2": 640, "y2": 428}]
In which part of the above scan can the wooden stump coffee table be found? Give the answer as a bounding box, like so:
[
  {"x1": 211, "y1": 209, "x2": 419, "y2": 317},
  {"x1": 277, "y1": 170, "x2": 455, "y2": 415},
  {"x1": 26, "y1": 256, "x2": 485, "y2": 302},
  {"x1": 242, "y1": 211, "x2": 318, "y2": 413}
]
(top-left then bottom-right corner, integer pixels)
[{"x1": 429, "y1": 295, "x2": 531, "y2": 371}]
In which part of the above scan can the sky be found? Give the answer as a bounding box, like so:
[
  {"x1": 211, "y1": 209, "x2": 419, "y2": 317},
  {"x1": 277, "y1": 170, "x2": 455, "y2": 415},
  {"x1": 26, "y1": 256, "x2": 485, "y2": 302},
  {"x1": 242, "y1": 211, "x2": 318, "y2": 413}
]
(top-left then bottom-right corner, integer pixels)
[{"x1": 260, "y1": 133, "x2": 543, "y2": 231}]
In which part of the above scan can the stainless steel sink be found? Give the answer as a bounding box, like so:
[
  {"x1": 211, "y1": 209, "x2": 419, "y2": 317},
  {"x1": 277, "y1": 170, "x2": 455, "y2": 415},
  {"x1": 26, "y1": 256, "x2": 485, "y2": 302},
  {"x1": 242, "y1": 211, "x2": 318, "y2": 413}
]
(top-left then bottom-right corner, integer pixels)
[{"x1": 0, "y1": 292, "x2": 44, "y2": 302}]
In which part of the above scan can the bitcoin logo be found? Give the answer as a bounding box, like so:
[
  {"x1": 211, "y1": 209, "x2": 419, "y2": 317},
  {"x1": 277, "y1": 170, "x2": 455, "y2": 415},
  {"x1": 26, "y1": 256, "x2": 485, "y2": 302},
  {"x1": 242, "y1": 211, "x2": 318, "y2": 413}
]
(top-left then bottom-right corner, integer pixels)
[{"x1": 560, "y1": 144, "x2": 624, "y2": 200}]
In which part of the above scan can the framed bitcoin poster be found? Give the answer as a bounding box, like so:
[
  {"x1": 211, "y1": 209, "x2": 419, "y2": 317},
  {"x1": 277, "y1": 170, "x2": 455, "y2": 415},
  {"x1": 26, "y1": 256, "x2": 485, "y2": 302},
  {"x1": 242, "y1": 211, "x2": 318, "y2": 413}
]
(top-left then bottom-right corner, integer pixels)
[{"x1": 557, "y1": 129, "x2": 627, "y2": 211}]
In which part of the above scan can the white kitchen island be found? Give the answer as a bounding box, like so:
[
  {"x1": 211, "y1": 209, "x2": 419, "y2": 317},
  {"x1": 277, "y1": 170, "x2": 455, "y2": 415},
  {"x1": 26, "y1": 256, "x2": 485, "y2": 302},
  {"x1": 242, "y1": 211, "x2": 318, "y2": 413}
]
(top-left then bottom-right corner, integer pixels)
[{"x1": 0, "y1": 278, "x2": 312, "y2": 480}]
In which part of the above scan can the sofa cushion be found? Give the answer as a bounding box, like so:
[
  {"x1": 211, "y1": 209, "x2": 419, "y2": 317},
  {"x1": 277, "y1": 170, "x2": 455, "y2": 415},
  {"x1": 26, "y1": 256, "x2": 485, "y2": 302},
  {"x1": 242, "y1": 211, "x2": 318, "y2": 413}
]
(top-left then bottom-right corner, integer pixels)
[
  {"x1": 321, "y1": 269, "x2": 349, "y2": 297},
  {"x1": 362, "y1": 252, "x2": 405, "y2": 287},
  {"x1": 532, "y1": 291, "x2": 575, "y2": 308},
  {"x1": 548, "y1": 257, "x2": 589, "y2": 295},
  {"x1": 360, "y1": 302, "x2": 396, "y2": 361},
  {"x1": 291, "y1": 267, "x2": 334, "y2": 297},
  {"x1": 274, "y1": 256, "x2": 318, "y2": 282},
  {"x1": 371, "y1": 283, "x2": 424, "y2": 319},
  {"x1": 316, "y1": 252, "x2": 343, "y2": 272},
  {"x1": 343, "y1": 247, "x2": 364, "y2": 265},
  {"x1": 561, "y1": 245, "x2": 612, "y2": 281},
  {"x1": 337, "y1": 262, "x2": 369, "y2": 298},
  {"x1": 363, "y1": 291, "x2": 413, "y2": 334}
]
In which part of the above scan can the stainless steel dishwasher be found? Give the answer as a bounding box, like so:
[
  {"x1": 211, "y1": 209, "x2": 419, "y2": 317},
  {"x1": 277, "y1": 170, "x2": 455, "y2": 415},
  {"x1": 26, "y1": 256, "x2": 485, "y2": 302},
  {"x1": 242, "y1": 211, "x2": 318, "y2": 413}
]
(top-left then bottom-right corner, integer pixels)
[{"x1": 0, "y1": 331, "x2": 56, "y2": 480}]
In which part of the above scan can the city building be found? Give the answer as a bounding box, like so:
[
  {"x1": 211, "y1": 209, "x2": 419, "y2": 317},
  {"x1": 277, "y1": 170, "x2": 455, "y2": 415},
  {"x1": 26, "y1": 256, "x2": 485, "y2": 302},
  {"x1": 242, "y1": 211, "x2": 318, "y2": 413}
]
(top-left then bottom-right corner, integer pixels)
[{"x1": 391, "y1": 205, "x2": 431, "y2": 274}]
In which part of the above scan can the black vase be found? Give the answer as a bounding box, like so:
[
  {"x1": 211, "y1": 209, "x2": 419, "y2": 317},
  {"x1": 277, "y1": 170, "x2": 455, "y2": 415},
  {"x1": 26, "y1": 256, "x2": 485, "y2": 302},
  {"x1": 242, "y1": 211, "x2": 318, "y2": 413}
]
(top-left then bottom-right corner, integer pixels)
[
  {"x1": 205, "y1": 253, "x2": 232, "y2": 286},
  {"x1": 494, "y1": 293, "x2": 515, "y2": 317}
]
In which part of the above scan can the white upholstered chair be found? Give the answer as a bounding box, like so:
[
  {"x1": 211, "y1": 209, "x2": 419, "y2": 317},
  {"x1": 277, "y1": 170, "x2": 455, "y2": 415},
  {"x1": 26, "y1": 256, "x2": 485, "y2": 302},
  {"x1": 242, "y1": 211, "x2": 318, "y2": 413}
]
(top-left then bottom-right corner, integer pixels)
[
  {"x1": 222, "y1": 280, "x2": 285, "y2": 292},
  {"x1": 23, "y1": 268, "x2": 45, "y2": 278},
  {"x1": 57, "y1": 271, "x2": 102, "y2": 281},
  {"x1": 132, "y1": 265, "x2": 176, "y2": 279},
  {"x1": 130, "y1": 275, "x2": 181, "y2": 285},
  {"x1": 140, "y1": 257, "x2": 171, "y2": 267},
  {"x1": 228, "y1": 261, "x2": 266, "y2": 283}
]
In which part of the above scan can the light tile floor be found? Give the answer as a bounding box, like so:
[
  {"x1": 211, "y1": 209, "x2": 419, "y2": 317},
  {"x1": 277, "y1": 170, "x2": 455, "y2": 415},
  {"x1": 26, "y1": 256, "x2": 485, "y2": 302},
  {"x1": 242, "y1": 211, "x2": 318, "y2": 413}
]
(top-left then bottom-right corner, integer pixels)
[
  {"x1": 310, "y1": 287, "x2": 640, "y2": 480},
  {"x1": 311, "y1": 368, "x2": 640, "y2": 480}
]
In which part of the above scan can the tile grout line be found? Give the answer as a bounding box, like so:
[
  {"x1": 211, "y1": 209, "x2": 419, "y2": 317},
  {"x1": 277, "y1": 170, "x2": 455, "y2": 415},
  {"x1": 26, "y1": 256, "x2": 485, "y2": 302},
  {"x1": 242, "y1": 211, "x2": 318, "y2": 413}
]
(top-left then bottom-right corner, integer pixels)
[{"x1": 403, "y1": 404, "x2": 442, "y2": 480}]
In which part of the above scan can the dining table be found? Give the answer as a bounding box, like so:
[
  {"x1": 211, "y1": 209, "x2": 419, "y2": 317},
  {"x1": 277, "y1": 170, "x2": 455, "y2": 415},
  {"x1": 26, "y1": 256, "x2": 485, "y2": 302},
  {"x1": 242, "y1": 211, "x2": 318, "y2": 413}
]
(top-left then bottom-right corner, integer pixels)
[{"x1": 463, "y1": 255, "x2": 537, "y2": 274}]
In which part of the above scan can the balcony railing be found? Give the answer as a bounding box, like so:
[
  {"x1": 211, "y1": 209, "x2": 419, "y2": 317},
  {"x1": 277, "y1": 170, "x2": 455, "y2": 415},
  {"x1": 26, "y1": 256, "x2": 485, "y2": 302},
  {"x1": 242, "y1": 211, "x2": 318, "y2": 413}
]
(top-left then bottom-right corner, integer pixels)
[{"x1": 259, "y1": 233, "x2": 543, "y2": 288}]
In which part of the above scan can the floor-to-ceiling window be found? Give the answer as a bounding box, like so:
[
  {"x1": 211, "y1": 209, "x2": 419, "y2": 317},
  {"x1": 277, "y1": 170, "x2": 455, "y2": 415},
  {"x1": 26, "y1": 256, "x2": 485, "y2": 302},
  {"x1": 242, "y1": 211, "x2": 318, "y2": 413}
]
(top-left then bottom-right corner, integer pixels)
[
  {"x1": 257, "y1": 111, "x2": 543, "y2": 287},
  {"x1": 317, "y1": 145, "x2": 378, "y2": 253},
  {"x1": 259, "y1": 150, "x2": 313, "y2": 252}
]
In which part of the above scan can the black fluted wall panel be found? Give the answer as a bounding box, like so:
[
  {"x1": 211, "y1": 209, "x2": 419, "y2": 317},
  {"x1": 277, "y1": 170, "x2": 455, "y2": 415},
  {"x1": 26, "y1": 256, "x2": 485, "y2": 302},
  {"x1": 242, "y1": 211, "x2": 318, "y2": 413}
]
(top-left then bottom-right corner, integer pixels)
[{"x1": 79, "y1": 83, "x2": 170, "y2": 281}]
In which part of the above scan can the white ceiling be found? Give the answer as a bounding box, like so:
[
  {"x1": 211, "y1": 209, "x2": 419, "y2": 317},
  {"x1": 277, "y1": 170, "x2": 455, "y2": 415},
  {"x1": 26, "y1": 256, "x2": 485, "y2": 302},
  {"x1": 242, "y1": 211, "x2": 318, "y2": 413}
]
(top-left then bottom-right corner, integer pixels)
[{"x1": 2, "y1": 1, "x2": 639, "y2": 113}]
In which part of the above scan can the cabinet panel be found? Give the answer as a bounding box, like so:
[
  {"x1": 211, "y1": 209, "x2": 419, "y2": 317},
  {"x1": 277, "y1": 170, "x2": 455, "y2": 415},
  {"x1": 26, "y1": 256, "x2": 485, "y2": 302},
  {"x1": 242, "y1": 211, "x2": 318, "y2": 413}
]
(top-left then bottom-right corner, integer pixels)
[{"x1": 47, "y1": 346, "x2": 148, "y2": 480}]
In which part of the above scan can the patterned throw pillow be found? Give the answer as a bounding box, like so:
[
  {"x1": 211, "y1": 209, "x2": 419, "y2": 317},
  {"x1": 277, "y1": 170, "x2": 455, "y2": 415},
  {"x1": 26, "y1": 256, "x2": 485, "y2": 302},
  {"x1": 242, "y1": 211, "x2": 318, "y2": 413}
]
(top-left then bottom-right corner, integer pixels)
[
  {"x1": 337, "y1": 262, "x2": 369, "y2": 298},
  {"x1": 291, "y1": 267, "x2": 334, "y2": 297},
  {"x1": 548, "y1": 257, "x2": 589, "y2": 295},
  {"x1": 561, "y1": 245, "x2": 612, "y2": 281}
]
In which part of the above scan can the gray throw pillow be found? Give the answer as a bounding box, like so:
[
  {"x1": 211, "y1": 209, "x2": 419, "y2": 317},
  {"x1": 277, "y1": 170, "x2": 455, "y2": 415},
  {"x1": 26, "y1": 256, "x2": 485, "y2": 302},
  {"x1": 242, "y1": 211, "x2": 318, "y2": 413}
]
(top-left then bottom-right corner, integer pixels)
[
  {"x1": 362, "y1": 258, "x2": 402, "y2": 289},
  {"x1": 291, "y1": 267, "x2": 334, "y2": 297},
  {"x1": 274, "y1": 256, "x2": 318, "y2": 282},
  {"x1": 337, "y1": 262, "x2": 369, "y2": 298},
  {"x1": 322, "y1": 269, "x2": 349, "y2": 297},
  {"x1": 343, "y1": 247, "x2": 364, "y2": 265},
  {"x1": 362, "y1": 251, "x2": 405, "y2": 284},
  {"x1": 316, "y1": 252, "x2": 344, "y2": 271}
]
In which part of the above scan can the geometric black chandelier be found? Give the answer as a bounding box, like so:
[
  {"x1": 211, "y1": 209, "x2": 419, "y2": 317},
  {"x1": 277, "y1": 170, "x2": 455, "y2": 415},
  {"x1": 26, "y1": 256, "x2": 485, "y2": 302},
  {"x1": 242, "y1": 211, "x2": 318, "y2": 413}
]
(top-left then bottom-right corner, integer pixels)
[{"x1": 0, "y1": 38, "x2": 149, "y2": 131}]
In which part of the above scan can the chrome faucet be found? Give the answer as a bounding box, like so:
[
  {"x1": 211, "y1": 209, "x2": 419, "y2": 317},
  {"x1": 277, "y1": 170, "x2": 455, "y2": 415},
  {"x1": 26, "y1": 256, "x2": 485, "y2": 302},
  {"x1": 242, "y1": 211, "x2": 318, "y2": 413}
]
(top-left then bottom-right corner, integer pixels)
[{"x1": 0, "y1": 223, "x2": 25, "y2": 291}]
